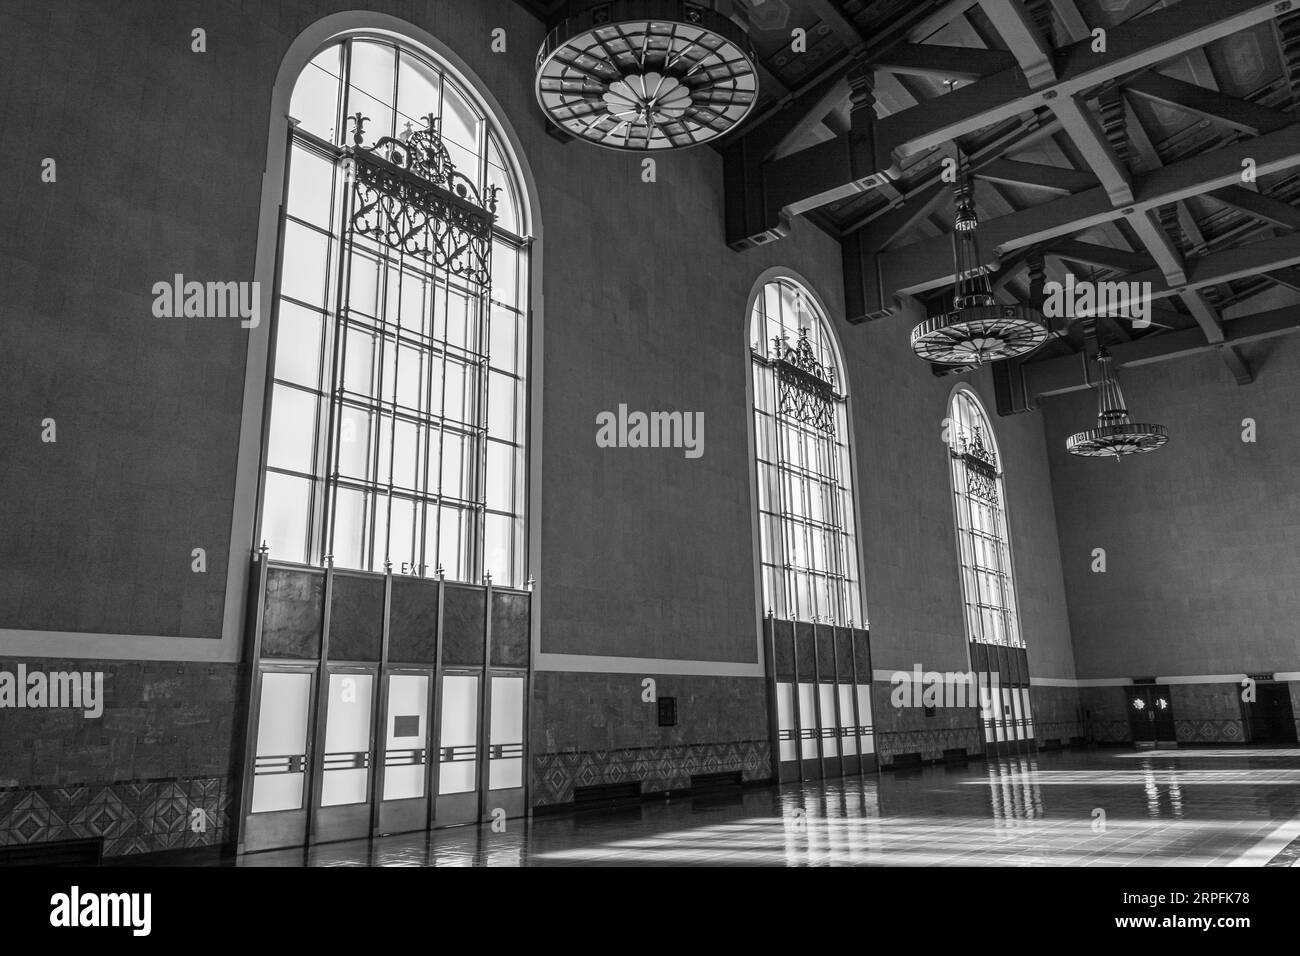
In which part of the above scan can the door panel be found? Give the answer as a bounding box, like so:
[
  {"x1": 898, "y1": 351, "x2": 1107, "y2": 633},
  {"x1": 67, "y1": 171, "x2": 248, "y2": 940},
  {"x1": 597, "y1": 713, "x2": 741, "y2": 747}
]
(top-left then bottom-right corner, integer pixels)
[
  {"x1": 378, "y1": 671, "x2": 431, "y2": 836},
  {"x1": 1126, "y1": 686, "x2": 1176, "y2": 746},
  {"x1": 244, "y1": 670, "x2": 314, "y2": 852},
  {"x1": 486, "y1": 674, "x2": 526, "y2": 819},
  {"x1": 314, "y1": 670, "x2": 376, "y2": 842},
  {"x1": 435, "y1": 673, "x2": 480, "y2": 825}
]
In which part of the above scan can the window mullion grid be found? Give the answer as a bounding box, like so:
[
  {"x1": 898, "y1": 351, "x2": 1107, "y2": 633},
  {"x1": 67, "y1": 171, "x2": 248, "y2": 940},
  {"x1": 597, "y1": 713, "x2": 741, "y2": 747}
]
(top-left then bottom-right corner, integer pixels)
[
  {"x1": 771, "y1": 372, "x2": 796, "y2": 622},
  {"x1": 320, "y1": 152, "x2": 358, "y2": 566},
  {"x1": 431, "y1": 275, "x2": 450, "y2": 577},
  {"x1": 379, "y1": 230, "x2": 403, "y2": 571},
  {"x1": 992, "y1": 492, "x2": 1018, "y2": 647},
  {"x1": 472, "y1": 293, "x2": 489, "y2": 583},
  {"x1": 795, "y1": 422, "x2": 815, "y2": 622},
  {"x1": 951, "y1": 418, "x2": 980, "y2": 652},
  {"x1": 822, "y1": 414, "x2": 847, "y2": 625}
]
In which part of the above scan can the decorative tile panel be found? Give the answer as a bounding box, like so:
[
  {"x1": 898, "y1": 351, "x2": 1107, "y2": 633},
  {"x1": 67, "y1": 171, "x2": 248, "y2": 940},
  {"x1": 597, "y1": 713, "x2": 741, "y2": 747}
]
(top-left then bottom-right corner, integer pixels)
[
  {"x1": 0, "y1": 775, "x2": 235, "y2": 858},
  {"x1": 531, "y1": 739, "x2": 770, "y2": 806}
]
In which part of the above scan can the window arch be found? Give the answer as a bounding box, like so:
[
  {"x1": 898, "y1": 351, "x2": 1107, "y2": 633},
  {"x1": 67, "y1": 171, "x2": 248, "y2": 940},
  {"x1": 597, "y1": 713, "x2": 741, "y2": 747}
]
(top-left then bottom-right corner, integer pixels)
[
  {"x1": 749, "y1": 276, "x2": 863, "y2": 626},
  {"x1": 946, "y1": 388, "x2": 1021, "y2": 647},
  {"x1": 258, "y1": 34, "x2": 530, "y2": 587}
]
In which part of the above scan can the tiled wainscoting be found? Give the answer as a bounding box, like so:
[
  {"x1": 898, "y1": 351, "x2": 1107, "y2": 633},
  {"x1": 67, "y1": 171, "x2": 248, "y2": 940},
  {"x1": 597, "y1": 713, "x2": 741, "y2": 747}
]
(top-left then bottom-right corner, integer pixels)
[
  {"x1": 870, "y1": 682, "x2": 982, "y2": 763},
  {"x1": 1079, "y1": 682, "x2": 1270, "y2": 744},
  {"x1": 529, "y1": 670, "x2": 771, "y2": 807},
  {"x1": 0, "y1": 775, "x2": 234, "y2": 857},
  {"x1": 532, "y1": 740, "x2": 771, "y2": 806},
  {"x1": 1030, "y1": 684, "x2": 1084, "y2": 745},
  {"x1": 1172, "y1": 683, "x2": 1248, "y2": 743},
  {"x1": 0, "y1": 657, "x2": 243, "y2": 858}
]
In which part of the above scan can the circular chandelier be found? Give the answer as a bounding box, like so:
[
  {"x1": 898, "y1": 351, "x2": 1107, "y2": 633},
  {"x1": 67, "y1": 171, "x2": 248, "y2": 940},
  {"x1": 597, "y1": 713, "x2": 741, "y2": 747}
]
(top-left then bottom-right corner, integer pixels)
[
  {"x1": 1066, "y1": 346, "x2": 1169, "y2": 459},
  {"x1": 912, "y1": 166, "x2": 1048, "y2": 365},
  {"x1": 535, "y1": 0, "x2": 758, "y2": 150}
]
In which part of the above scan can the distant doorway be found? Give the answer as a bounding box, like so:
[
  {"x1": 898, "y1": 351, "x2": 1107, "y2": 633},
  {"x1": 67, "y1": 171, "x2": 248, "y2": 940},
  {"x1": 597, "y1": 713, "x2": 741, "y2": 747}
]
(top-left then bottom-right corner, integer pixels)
[
  {"x1": 1126, "y1": 685, "x2": 1176, "y2": 747},
  {"x1": 1244, "y1": 683, "x2": 1298, "y2": 744}
]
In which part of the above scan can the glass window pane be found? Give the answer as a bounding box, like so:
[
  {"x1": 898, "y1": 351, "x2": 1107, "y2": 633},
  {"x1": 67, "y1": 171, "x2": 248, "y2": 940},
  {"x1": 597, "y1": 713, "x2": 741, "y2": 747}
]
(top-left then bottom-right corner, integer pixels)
[
  {"x1": 485, "y1": 441, "x2": 511, "y2": 511},
  {"x1": 397, "y1": 51, "x2": 440, "y2": 130},
  {"x1": 489, "y1": 304, "x2": 516, "y2": 373},
  {"x1": 440, "y1": 432, "x2": 467, "y2": 499},
  {"x1": 486, "y1": 162, "x2": 519, "y2": 235},
  {"x1": 348, "y1": 251, "x2": 380, "y2": 317},
  {"x1": 443, "y1": 135, "x2": 481, "y2": 191},
  {"x1": 491, "y1": 242, "x2": 517, "y2": 308},
  {"x1": 441, "y1": 82, "x2": 482, "y2": 152},
  {"x1": 349, "y1": 39, "x2": 397, "y2": 107},
  {"x1": 438, "y1": 505, "x2": 465, "y2": 579},
  {"x1": 488, "y1": 372, "x2": 513, "y2": 439},
  {"x1": 274, "y1": 301, "x2": 324, "y2": 388},
  {"x1": 387, "y1": 495, "x2": 416, "y2": 573},
  {"x1": 391, "y1": 418, "x2": 419, "y2": 491},
  {"x1": 267, "y1": 385, "x2": 318, "y2": 473},
  {"x1": 395, "y1": 344, "x2": 423, "y2": 410},
  {"x1": 484, "y1": 512, "x2": 511, "y2": 583},
  {"x1": 442, "y1": 358, "x2": 468, "y2": 421},
  {"x1": 262, "y1": 472, "x2": 311, "y2": 564},
  {"x1": 280, "y1": 221, "x2": 330, "y2": 307},
  {"x1": 337, "y1": 406, "x2": 372, "y2": 479},
  {"x1": 444, "y1": 289, "x2": 469, "y2": 349},
  {"x1": 286, "y1": 145, "x2": 336, "y2": 229},
  {"x1": 399, "y1": 272, "x2": 428, "y2": 338},
  {"x1": 332, "y1": 487, "x2": 367, "y2": 570},
  {"x1": 290, "y1": 57, "x2": 341, "y2": 141}
]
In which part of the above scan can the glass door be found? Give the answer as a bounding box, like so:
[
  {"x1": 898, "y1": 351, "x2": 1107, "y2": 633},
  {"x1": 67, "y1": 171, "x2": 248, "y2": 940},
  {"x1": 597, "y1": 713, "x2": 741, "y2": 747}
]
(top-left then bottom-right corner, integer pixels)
[
  {"x1": 485, "y1": 672, "x2": 527, "y2": 821},
  {"x1": 243, "y1": 667, "x2": 316, "y2": 852},
  {"x1": 312, "y1": 667, "x2": 377, "y2": 842},
  {"x1": 434, "y1": 672, "x2": 481, "y2": 825},
  {"x1": 377, "y1": 669, "x2": 433, "y2": 835}
]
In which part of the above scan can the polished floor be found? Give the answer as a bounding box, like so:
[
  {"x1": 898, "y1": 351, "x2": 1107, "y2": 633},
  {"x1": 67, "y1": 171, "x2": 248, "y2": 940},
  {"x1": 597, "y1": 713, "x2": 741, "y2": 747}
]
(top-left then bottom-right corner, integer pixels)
[{"x1": 236, "y1": 748, "x2": 1300, "y2": 866}]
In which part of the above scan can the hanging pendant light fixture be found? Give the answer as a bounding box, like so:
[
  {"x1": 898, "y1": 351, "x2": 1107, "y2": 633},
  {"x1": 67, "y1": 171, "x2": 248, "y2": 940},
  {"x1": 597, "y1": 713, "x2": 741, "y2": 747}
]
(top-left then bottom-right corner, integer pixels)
[
  {"x1": 535, "y1": 0, "x2": 758, "y2": 151},
  {"x1": 911, "y1": 154, "x2": 1048, "y2": 366},
  {"x1": 1066, "y1": 344, "x2": 1168, "y2": 459}
]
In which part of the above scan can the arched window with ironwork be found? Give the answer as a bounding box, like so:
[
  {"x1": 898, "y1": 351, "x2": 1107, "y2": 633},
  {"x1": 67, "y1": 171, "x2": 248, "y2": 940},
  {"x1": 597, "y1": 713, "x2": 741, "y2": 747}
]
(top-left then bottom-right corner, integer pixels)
[
  {"x1": 946, "y1": 389, "x2": 1019, "y2": 647},
  {"x1": 946, "y1": 387, "x2": 1034, "y2": 751},
  {"x1": 749, "y1": 275, "x2": 872, "y2": 780},
  {"x1": 750, "y1": 277, "x2": 862, "y2": 625},
  {"x1": 258, "y1": 36, "x2": 530, "y2": 587},
  {"x1": 239, "y1": 27, "x2": 534, "y2": 853}
]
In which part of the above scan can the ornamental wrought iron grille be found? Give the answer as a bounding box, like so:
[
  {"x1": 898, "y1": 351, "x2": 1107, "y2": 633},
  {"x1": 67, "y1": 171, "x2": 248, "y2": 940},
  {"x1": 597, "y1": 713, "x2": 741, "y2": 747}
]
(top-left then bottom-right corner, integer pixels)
[
  {"x1": 947, "y1": 391, "x2": 1022, "y2": 648},
  {"x1": 953, "y1": 425, "x2": 999, "y2": 504},
  {"x1": 318, "y1": 112, "x2": 500, "y2": 574},
  {"x1": 344, "y1": 113, "x2": 498, "y2": 287},
  {"x1": 774, "y1": 329, "x2": 839, "y2": 433},
  {"x1": 750, "y1": 280, "x2": 864, "y2": 628}
]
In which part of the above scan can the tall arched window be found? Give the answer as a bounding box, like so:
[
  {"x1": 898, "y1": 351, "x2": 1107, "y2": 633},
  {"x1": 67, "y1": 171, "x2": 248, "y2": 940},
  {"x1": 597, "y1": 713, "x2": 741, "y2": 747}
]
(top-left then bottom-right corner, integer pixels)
[
  {"x1": 259, "y1": 35, "x2": 530, "y2": 587},
  {"x1": 946, "y1": 389, "x2": 1020, "y2": 647},
  {"x1": 749, "y1": 277, "x2": 863, "y2": 626}
]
